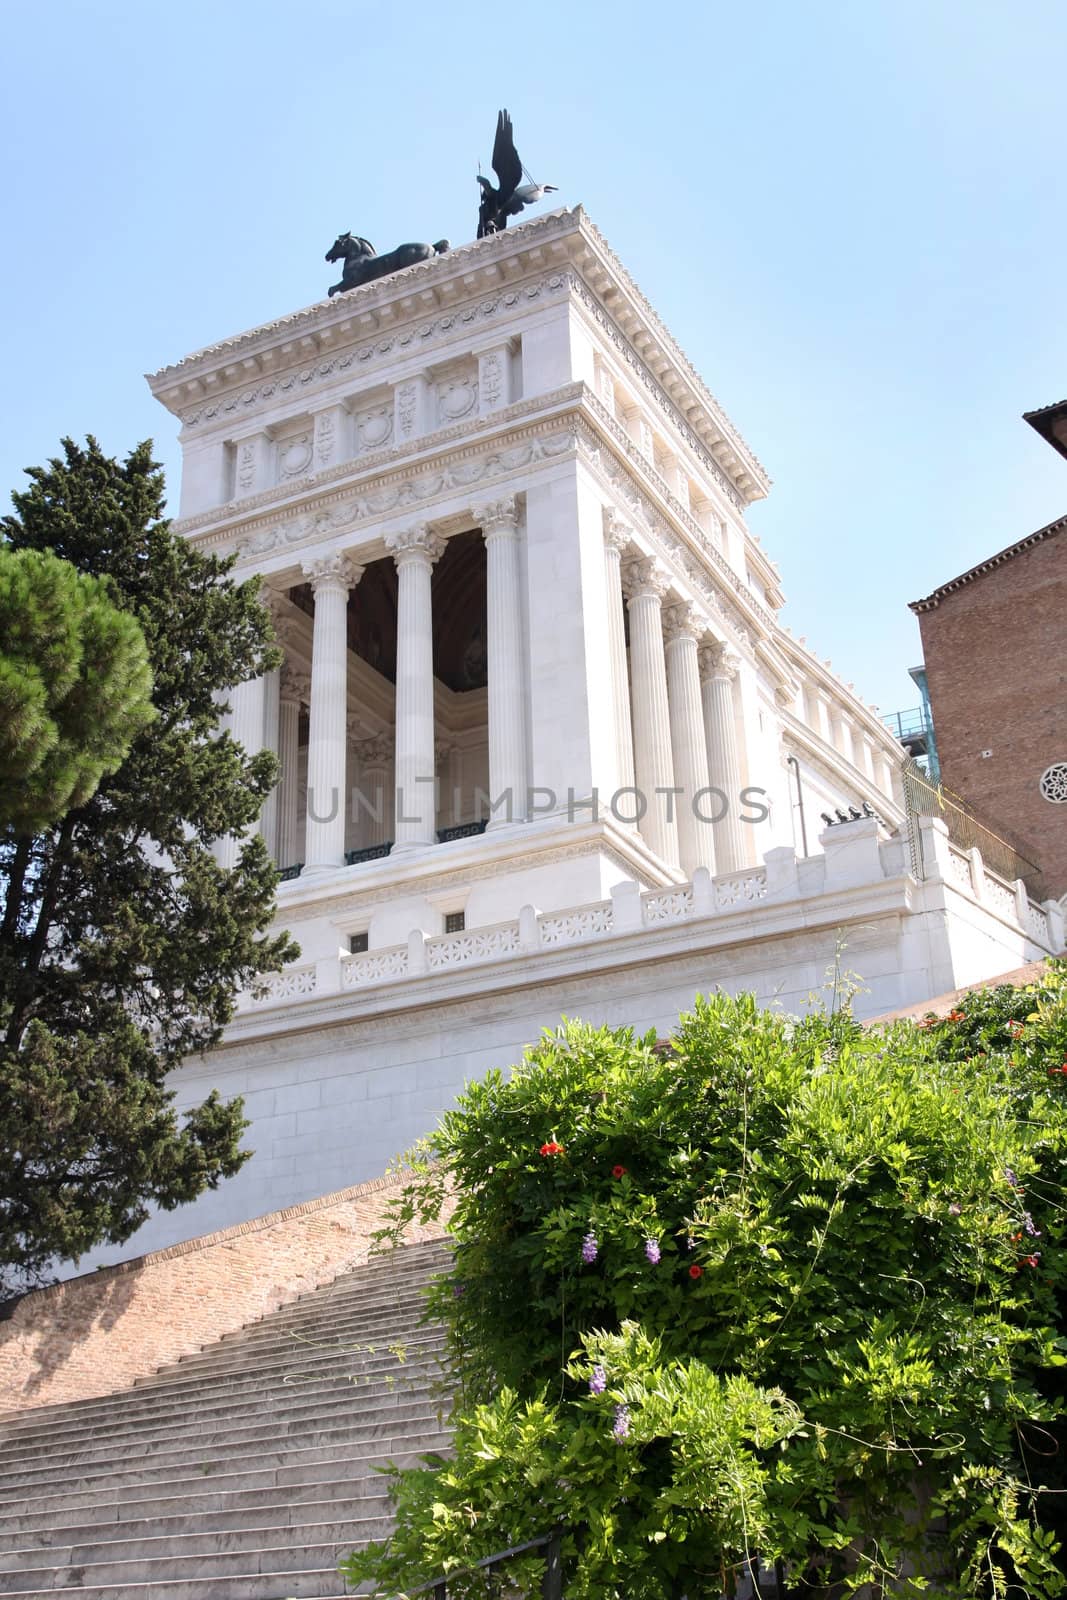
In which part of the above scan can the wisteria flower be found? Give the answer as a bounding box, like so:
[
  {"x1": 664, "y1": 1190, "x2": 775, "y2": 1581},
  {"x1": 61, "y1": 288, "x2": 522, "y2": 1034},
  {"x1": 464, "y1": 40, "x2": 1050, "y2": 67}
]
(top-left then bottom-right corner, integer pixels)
[
  {"x1": 589, "y1": 1364, "x2": 606, "y2": 1395},
  {"x1": 612, "y1": 1403, "x2": 631, "y2": 1440},
  {"x1": 1023, "y1": 1212, "x2": 1041, "y2": 1236},
  {"x1": 581, "y1": 1231, "x2": 598, "y2": 1264},
  {"x1": 948, "y1": 1203, "x2": 961, "y2": 1216},
  {"x1": 644, "y1": 1237, "x2": 661, "y2": 1264}
]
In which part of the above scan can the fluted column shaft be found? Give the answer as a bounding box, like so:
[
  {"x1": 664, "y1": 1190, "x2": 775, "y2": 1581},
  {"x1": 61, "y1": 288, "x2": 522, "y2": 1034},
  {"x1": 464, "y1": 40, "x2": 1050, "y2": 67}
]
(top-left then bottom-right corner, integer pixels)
[
  {"x1": 476, "y1": 496, "x2": 528, "y2": 824},
  {"x1": 276, "y1": 670, "x2": 304, "y2": 870},
  {"x1": 623, "y1": 557, "x2": 679, "y2": 869},
  {"x1": 354, "y1": 734, "x2": 391, "y2": 847},
  {"x1": 259, "y1": 667, "x2": 281, "y2": 860},
  {"x1": 603, "y1": 512, "x2": 635, "y2": 797},
  {"x1": 302, "y1": 551, "x2": 361, "y2": 872},
  {"x1": 700, "y1": 643, "x2": 747, "y2": 874},
  {"x1": 387, "y1": 525, "x2": 445, "y2": 851},
  {"x1": 665, "y1": 605, "x2": 717, "y2": 875}
]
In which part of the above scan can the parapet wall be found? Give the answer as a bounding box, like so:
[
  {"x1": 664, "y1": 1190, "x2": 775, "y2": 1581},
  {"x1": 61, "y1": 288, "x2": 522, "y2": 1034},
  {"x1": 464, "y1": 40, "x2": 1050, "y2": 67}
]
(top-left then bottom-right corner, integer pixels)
[{"x1": 0, "y1": 1169, "x2": 450, "y2": 1415}]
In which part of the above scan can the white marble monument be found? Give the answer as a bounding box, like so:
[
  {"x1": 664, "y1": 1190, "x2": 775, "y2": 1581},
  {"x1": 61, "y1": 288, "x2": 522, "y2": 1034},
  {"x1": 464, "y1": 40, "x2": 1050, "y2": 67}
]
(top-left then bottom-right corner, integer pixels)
[{"x1": 96, "y1": 207, "x2": 1059, "y2": 1262}]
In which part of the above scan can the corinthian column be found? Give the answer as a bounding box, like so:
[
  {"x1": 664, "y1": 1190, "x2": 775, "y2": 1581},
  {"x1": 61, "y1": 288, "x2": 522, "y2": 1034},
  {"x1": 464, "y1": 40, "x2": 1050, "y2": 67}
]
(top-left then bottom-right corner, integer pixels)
[
  {"x1": 474, "y1": 496, "x2": 528, "y2": 824},
  {"x1": 215, "y1": 671, "x2": 266, "y2": 869},
  {"x1": 623, "y1": 556, "x2": 679, "y2": 869},
  {"x1": 354, "y1": 733, "x2": 391, "y2": 847},
  {"x1": 301, "y1": 550, "x2": 362, "y2": 872},
  {"x1": 603, "y1": 510, "x2": 635, "y2": 798},
  {"x1": 276, "y1": 667, "x2": 307, "y2": 871},
  {"x1": 664, "y1": 602, "x2": 716, "y2": 876},
  {"x1": 699, "y1": 641, "x2": 747, "y2": 874},
  {"x1": 386, "y1": 524, "x2": 446, "y2": 852}
]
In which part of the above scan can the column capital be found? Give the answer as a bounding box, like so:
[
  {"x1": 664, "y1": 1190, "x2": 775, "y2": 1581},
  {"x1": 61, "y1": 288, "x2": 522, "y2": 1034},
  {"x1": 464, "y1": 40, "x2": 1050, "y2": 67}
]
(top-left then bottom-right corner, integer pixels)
[
  {"x1": 301, "y1": 549, "x2": 363, "y2": 592},
  {"x1": 603, "y1": 507, "x2": 636, "y2": 556},
  {"x1": 698, "y1": 640, "x2": 741, "y2": 684},
  {"x1": 279, "y1": 665, "x2": 310, "y2": 705},
  {"x1": 472, "y1": 496, "x2": 519, "y2": 537},
  {"x1": 346, "y1": 713, "x2": 370, "y2": 743},
  {"x1": 385, "y1": 523, "x2": 446, "y2": 568},
  {"x1": 622, "y1": 555, "x2": 670, "y2": 603},
  {"x1": 355, "y1": 732, "x2": 391, "y2": 767},
  {"x1": 663, "y1": 601, "x2": 704, "y2": 644},
  {"x1": 434, "y1": 736, "x2": 454, "y2": 763}
]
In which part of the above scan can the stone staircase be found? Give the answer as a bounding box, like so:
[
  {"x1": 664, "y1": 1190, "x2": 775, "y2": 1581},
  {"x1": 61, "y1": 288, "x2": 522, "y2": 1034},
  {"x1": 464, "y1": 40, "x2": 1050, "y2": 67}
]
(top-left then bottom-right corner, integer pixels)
[{"x1": 0, "y1": 1237, "x2": 451, "y2": 1599}]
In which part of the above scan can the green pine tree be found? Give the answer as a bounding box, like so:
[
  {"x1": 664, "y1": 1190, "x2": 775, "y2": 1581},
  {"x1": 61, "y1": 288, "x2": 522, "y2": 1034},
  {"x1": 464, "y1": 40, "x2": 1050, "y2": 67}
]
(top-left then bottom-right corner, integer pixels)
[
  {"x1": 0, "y1": 437, "x2": 298, "y2": 1294},
  {"x1": 0, "y1": 544, "x2": 156, "y2": 834}
]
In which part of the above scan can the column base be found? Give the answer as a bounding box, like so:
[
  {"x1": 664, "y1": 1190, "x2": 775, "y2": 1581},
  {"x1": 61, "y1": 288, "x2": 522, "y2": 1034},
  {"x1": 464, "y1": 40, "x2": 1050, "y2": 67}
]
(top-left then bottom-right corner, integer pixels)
[{"x1": 390, "y1": 838, "x2": 437, "y2": 857}]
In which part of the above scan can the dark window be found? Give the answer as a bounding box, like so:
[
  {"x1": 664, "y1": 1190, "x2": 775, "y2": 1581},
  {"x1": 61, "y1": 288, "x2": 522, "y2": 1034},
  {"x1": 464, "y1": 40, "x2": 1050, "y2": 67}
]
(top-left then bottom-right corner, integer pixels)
[
  {"x1": 349, "y1": 932, "x2": 369, "y2": 954},
  {"x1": 445, "y1": 911, "x2": 466, "y2": 934}
]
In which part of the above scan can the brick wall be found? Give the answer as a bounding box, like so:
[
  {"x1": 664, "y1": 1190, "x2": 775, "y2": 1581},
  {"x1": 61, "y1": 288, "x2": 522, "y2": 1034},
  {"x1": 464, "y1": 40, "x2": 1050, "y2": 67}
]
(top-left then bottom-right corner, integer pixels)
[
  {"x1": 0, "y1": 1170, "x2": 451, "y2": 1415},
  {"x1": 915, "y1": 531, "x2": 1067, "y2": 899}
]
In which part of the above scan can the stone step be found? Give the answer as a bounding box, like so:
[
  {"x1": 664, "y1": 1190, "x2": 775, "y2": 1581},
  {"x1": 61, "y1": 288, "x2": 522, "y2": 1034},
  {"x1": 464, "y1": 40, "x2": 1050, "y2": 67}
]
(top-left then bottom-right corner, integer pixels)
[
  {"x1": 0, "y1": 1530, "x2": 367, "y2": 1592},
  {"x1": 0, "y1": 1439, "x2": 450, "y2": 1527},
  {"x1": 0, "y1": 1494, "x2": 390, "y2": 1553},
  {"x1": 0, "y1": 1566, "x2": 371, "y2": 1599},
  {"x1": 155, "y1": 1305, "x2": 441, "y2": 1373},
  {"x1": 0, "y1": 1515, "x2": 385, "y2": 1576},
  {"x1": 0, "y1": 1351, "x2": 446, "y2": 1457},
  {"x1": 0, "y1": 1403, "x2": 443, "y2": 1494}
]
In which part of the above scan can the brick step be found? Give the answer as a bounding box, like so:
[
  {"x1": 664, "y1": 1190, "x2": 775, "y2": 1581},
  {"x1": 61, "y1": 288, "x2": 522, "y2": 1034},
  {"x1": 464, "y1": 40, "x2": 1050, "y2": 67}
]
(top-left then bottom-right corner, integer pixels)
[
  {"x1": 204, "y1": 1286, "x2": 440, "y2": 1346},
  {"x1": 0, "y1": 1351, "x2": 446, "y2": 1457},
  {"x1": 0, "y1": 1403, "x2": 443, "y2": 1493},
  {"x1": 0, "y1": 1515, "x2": 385, "y2": 1577},
  {"x1": 209, "y1": 1267, "x2": 447, "y2": 1334},
  {"x1": 0, "y1": 1438, "x2": 449, "y2": 1527}
]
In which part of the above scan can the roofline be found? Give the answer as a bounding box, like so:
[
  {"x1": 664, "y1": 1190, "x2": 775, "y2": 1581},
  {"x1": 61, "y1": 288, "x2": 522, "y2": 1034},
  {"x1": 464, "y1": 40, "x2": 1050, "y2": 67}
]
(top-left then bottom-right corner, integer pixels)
[
  {"x1": 909, "y1": 513, "x2": 1067, "y2": 612},
  {"x1": 1024, "y1": 398, "x2": 1067, "y2": 462}
]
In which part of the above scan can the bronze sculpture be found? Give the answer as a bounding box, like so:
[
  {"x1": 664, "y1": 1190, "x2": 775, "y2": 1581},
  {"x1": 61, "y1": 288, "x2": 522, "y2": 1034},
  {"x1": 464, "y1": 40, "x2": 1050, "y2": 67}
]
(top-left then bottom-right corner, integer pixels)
[
  {"x1": 325, "y1": 233, "x2": 450, "y2": 297},
  {"x1": 476, "y1": 109, "x2": 557, "y2": 238}
]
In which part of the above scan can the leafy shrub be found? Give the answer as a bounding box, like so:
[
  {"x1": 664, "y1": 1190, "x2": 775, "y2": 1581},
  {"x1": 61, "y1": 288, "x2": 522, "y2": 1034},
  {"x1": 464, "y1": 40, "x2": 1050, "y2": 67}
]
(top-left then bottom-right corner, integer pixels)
[{"x1": 343, "y1": 964, "x2": 1067, "y2": 1599}]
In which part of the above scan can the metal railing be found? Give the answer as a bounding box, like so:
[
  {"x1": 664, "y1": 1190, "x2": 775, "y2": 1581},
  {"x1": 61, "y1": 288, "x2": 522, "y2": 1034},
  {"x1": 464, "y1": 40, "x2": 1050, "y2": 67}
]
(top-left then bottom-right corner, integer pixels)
[
  {"x1": 345, "y1": 842, "x2": 393, "y2": 865},
  {"x1": 901, "y1": 757, "x2": 1041, "y2": 890},
  {"x1": 437, "y1": 819, "x2": 489, "y2": 844},
  {"x1": 883, "y1": 706, "x2": 928, "y2": 742},
  {"x1": 411, "y1": 1530, "x2": 562, "y2": 1599}
]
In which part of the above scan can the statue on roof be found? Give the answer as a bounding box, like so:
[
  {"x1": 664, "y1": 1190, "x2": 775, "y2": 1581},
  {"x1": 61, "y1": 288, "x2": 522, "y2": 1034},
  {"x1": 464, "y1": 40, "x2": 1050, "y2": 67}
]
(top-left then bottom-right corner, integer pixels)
[
  {"x1": 476, "y1": 110, "x2": 557, "y2": 239},
  {"x1": 325, "y1": 234, "x2": 450, "y2": 297}
]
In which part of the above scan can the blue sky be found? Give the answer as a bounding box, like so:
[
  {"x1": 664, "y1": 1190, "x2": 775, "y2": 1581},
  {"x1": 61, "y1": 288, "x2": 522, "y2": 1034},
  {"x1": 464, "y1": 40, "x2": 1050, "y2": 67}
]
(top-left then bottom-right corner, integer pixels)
[{"x1": 3, "y1": 0, "x2": 1064, "y2": 717}]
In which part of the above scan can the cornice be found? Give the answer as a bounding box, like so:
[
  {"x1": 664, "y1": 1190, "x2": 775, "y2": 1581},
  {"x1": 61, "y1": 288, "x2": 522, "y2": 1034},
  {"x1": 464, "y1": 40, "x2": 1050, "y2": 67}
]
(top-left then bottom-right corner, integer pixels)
[
  {"x1": 776, "y1": 632, "x2": 903, "y2": 757},
  {"x1": 780, "y1": 715, "x2": 905, "y2": 823},
  {"x1": 148, "y1": 208, "x2": 768, "y2": 507},
  {"x1": 173, "y1": 267, "x2": 574, "y2": 433}
]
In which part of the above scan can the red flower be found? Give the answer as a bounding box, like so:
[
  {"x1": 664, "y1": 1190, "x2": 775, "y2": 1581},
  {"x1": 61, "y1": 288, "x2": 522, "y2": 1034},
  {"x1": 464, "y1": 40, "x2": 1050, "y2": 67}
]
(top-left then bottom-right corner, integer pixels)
[
  {"x1": 612, "y1": 1164, "x2": 627, "y2": 1179},
  {"x1": 688, "y1": 1264, "x2": 703, "y2": 1280},
  {"x1": 539, "y1": 1141, "x2": 563, "y2": 1157},
  {"x1": 1025, "y1": 1255, "x2": 1040, "y2": 1268},
  {"x1": 947, "y1": 1010, "x2": 965, "y2": 1023}
]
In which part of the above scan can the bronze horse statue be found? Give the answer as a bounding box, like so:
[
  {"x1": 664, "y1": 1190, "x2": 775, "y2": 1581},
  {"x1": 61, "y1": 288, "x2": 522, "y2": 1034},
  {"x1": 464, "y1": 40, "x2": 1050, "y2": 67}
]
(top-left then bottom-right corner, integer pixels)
[{"x1": 325, "y1": 233, "x2": 450, "y2": 296}]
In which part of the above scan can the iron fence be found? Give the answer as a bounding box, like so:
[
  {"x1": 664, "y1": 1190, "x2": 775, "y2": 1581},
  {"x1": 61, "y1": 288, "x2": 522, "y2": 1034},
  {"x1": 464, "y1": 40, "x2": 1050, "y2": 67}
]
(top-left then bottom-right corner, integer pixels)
[{"x1": 901, "y1": 757, "x2": 1041, "y2": 891}]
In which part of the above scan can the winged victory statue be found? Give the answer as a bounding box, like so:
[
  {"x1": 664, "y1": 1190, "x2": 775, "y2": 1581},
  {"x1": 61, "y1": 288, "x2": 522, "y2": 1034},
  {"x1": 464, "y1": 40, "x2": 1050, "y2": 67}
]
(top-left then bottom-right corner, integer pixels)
[{"x1": 476, "y1": 109, "x2": 557, "y2": 238}]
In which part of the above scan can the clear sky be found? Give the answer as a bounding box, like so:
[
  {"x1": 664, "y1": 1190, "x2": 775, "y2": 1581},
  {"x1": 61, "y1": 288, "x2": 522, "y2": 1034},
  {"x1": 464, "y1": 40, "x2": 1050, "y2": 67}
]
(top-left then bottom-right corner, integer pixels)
[{"x1": 3, "y1": 0, "x2": 1065, "y2": 718}]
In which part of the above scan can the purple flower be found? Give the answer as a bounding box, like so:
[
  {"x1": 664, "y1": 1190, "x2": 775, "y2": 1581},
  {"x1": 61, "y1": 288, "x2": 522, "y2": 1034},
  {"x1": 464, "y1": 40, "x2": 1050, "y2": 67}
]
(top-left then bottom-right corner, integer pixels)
[
  {"x1": 1005, "y1": 1168, "x2": 1019, "y2": 1188},
  {"x1": 581, "y1": 1231, "x2": 598, "y2": 1265},
  {"x1": 589, "y1": 1364, "x2": 606, "y2": 1395},
  {"x1": 687, "y1": 1235, "x2": 697, "y2": 1251},
  {"x1": 612, "y1": 1403, "x2": 631, "y2": 1441},
  {"x1": 1024, "y1": 1212, "x2": 1041, "y2": 1237},
  {"x1": 948, "y1": 1204, "x2": 961, "y2": 1216},
  {"x1": 451, "y1": 1281, "x2": 466, "y2": 1298},
  {"x1": 644, "y1": 1237, "x2": 661, "y2": 1264}
]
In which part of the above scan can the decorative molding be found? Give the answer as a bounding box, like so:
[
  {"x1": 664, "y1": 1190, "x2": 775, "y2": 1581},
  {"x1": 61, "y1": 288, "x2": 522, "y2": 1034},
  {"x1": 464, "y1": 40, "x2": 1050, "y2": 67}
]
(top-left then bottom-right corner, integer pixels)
[
  {"x1": 354, "y1": 733, "x2": 391, "y2": 767},
  {"x1": 698, "y1": 641, "x2": 740, "y2": 683},
  {"x1": 622, "y1": 555, "x2": 670, "y2": 603},
  {"x1": 301, "y1": 550, "x2": 363, "y2": 590},
  {"x1": 173, "y1": 269, "x2": 573, "y2": 430},
  {"x1": 663, "y1": 601, "x2": 703, "y2": 644},
  {"x1": 602, "y1": 506, "x2": 634, "y2": 556},
  {"x1": 471, "y1": 495, "x2": 518, "y2": 536},
  {"x1": 385, "y1": 523, "x2": 446, "y2": 566},
  {"x1": 279, "y1": 666, "x2": 310, "y2": 704}
]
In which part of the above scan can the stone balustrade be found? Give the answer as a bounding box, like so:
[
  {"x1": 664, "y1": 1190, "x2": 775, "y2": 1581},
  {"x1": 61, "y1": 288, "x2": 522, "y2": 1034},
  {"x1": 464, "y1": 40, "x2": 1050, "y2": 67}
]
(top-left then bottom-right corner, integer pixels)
[{"x1": 241, "y1": 819, "x2": 1062, "y2": 1013}]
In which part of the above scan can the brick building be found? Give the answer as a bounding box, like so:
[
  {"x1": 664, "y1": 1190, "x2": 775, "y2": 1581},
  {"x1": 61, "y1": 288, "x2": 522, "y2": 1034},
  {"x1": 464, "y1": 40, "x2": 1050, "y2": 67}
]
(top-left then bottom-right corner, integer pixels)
[{"x1": 910, "y1": 402, "x2": 1067, "y2": 901}]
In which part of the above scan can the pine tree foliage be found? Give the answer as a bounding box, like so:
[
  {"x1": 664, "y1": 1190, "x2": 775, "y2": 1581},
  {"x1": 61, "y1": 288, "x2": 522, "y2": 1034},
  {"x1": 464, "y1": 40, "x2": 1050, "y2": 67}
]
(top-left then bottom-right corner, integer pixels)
[
  {"x1": 0, "y1": 438, "x2": 298, "y2": 1292},
  {"x1": 0, "y1": 544, "x2": 155, "y2": 833}
]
